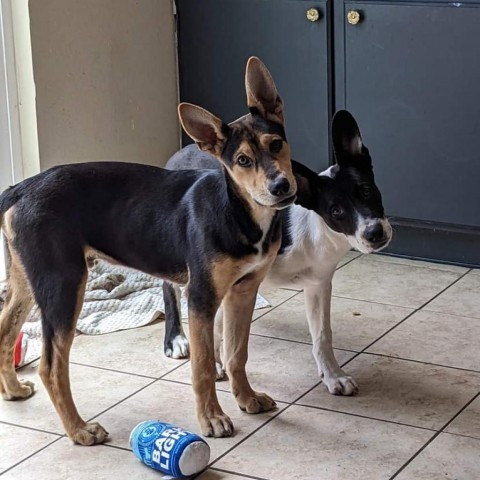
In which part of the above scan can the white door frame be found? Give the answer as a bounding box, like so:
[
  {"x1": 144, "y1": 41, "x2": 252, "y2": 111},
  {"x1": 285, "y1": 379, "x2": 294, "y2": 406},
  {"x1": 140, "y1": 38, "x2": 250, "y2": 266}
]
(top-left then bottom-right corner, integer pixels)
[{"x1": 0, "y1": 0, "x2": 25, "y2": 280}]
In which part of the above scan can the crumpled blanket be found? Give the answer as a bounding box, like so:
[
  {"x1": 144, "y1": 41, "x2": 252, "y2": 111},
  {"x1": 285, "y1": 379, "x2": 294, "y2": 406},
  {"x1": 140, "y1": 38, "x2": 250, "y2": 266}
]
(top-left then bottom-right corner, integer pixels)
[{"x1": 0, "y1": 260, "x2": 270, "y2": 367}]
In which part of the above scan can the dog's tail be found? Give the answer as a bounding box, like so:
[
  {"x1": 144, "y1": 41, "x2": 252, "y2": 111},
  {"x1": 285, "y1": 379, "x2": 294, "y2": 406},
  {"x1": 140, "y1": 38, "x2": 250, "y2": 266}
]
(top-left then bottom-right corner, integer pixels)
[{"x1": 0, "y1": 187, "x2": 20, "y2": 218}]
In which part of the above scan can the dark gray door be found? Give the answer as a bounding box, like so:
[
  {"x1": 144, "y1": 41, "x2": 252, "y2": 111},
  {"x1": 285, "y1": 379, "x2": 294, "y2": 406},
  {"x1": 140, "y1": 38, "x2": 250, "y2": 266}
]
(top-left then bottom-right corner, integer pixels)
[
  {"x1": 340, "y1": 3, "x2": 480, "y2": 228},
  {"x1": 177, "y1": 0, "x2": 331, "y2": 172}
]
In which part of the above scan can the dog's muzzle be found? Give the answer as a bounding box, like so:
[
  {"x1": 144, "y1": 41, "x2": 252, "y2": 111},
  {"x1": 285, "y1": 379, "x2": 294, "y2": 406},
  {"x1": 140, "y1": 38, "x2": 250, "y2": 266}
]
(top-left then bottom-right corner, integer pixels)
[
  {"x1": 363, "y1": 219, "x2": 392, "y2": 251},
  {"x1": 266, "y1": 175, "x2": 297, "y2": 209}
]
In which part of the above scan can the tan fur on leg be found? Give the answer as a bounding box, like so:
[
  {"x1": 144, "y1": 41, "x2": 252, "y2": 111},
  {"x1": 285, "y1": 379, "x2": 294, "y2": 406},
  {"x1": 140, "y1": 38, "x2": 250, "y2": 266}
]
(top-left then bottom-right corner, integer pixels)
[
  {"x1": 189, "y1": 307, "x2": 233, "y2": 437},
  {"x1": 0, "y1": 245, "x2": 35, "y2": 400},
  {"x1": 222, "y1": 270, "x2": 276, "y2": 414},
  {"x1": 38, "y1": 273, "x2": 108, "y2": 445}
]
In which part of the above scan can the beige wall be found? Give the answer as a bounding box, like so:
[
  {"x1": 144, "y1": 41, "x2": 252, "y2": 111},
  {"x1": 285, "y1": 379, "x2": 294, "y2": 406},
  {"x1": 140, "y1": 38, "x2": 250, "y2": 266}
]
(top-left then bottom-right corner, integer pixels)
[{"x1": 29, "y1": 0, "x2": 179, "y2": 170}]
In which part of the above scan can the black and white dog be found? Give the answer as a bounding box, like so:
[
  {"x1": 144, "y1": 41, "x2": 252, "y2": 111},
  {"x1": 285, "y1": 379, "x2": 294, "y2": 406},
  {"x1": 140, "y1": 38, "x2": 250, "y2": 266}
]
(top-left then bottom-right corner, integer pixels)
[{"x1": 165, "y1": 110, "x2": 392, "y2": 396}]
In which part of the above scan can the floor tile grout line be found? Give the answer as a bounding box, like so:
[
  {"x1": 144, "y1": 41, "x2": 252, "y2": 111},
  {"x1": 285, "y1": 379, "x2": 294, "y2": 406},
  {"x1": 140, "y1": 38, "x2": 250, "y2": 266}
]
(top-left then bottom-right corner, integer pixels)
[
  {"x1": 249, "y1": 332, "x2": 357, "y2": 353},
  {"x1": 103, "y1": 443, "x2": 131, "y2": 452},
  {"x1": 0, "y1": 419, "x2": 62, "y2": 437},
  {"x1": 251, "y1": 291, "x2": 302, "y2": 325},
  {"x1": 0, "y1": 436, "x2": 63, "y2": 476},
  {"x1": 388, "y1": 391, "x2": 480, "y2": 480},
  {"x1": 179, "y1": 289, "x2": 301, "y2": 327},
  {"x1": 208, "y1": 466, "x2": 271, "y2": 480},
  {"x1": 419, "y1": 307, "x2": 480, "y2": 321},
  {"x1": 332, "y1": 263, "x2": 471, "y2": 310},
  {"x1": 366, "y1": 256, "x2": 470, "y2": 274},
  {"x1": 292, "y1": 403, "x2": 438, "y2": 433},
  {"x1": 161, "y1": 377, "x2": 231, "y2": 395},
  {"x1": 335, "y1": 254, "x2": 362, "y2": 271},
  {"x1": 347, "y1": 268, "x2": 473, "y2": 361},
  {"x1": 438, "y1": 390, "x2": 480, "y2": 434},
  {"x1": 160, "y1": 376, "x2": 309, "y2": 406},
  {"x1": 250, "y1": 332, "x2": 312, "y2": 346},
  {"x1": 69, "y1": 361, "x2": 163, "y2": 380},
  {"x1": 86, "y1": 360, "x2": 190, "y2": 425},
  {"x1": 249, "y1": 330, "x2": 480, "y2": 374},
  {"x1": 269, "y1": 327, "x2": 479, "y2": 372},
  {"x1": 331, "y1": 294, "x2": 416, "y2": 309},
  {"x1": 161, "y1": 373, "x2": 468, "y2": 435},
  {"x1": 86, "y1": 377, "x2": 158, "y2": 424},
  {"x1": 205, "y1": 404, "x2": 293, "y2": 473},
  {"x1": 442, "y1": 430, "x2": 480, "y2": 442},
  {"x1": 249, "y1": 331, "x2": 359, "y2": 354},
  {"x1": 359, "y1": 351, "x2": 480, "y2": 375}
]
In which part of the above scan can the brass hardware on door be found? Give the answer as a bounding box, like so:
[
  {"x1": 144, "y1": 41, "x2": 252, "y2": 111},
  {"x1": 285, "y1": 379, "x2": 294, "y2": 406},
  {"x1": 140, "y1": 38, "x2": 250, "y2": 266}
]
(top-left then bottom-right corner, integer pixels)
[
  {"x1": 306, "y1": 8, "x2": 320, "y2": 22},
  {"x1": 347, "y1": 10, "x2": 361, "y2": 25}
]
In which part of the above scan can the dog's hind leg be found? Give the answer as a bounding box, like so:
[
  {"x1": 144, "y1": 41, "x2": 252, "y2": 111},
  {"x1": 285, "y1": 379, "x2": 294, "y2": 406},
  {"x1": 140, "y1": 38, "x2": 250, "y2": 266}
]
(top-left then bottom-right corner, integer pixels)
[
  {"x1": 0, "y1": 245, "x2": 35, "y2": 400},
  {"x1": 28, "y1": 246, "x2": 108, "y2": 445},
  {"x1": 163, "y1": 281, "x2": 189, "y2": 359}
]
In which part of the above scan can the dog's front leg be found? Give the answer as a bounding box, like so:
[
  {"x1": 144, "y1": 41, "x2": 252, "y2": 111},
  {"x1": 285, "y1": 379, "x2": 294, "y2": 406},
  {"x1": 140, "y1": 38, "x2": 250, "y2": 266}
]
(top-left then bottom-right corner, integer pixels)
[
  {"x1": 188, "y1": 299, "x2": 233, "y2": 438},
  {"x1": 304, "y1": 281, "x2": 358, "y2": 396},
  {"x1": 222, "y1": 273, "x2": 276, "y2": 414}
]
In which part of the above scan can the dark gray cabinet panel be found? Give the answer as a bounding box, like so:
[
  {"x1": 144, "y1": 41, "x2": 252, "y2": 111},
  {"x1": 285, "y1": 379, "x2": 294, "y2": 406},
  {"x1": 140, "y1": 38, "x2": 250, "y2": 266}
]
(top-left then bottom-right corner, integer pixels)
[
  {"x1": 177, "y1": 0, "x2": 479, "y2": 265},
  {"x1": 177, "y1": 0, "x2": 331, "y2": 171},
  {"x1": 341, "y1": 3, "x2": 480, "y2": 228}
]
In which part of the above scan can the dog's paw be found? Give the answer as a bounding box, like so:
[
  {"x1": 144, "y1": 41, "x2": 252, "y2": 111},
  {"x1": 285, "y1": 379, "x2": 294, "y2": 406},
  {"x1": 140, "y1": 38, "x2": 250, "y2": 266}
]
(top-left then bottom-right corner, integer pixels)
[
  {"x1": 237, "y1": 391, "x2": 277, "y2": 414},
  {"x1": 1, "y1": 379, "x2": 36, "y2": 401},
  {"x1": 70, "y1": 422, "x2": 109, "y2": 446},
  {"x1": 165, "y1": 334, "x2": 190, "y2": 359},
  {"x1": 199, "y1": 412, "x2": 233, "y2": 438},
  {"x1": 323, "y1": 374, "x2": 358, "y2": 396},
  {"x1": 215, "y1": 362, "x2": 226, "y2": 381}
]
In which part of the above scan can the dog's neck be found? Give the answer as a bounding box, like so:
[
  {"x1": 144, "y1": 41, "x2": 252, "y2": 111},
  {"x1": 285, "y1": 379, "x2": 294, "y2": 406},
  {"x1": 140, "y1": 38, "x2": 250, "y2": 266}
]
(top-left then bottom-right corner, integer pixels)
[{"x1": 284, "y1": 204, "x2": 351, "y2": 263}]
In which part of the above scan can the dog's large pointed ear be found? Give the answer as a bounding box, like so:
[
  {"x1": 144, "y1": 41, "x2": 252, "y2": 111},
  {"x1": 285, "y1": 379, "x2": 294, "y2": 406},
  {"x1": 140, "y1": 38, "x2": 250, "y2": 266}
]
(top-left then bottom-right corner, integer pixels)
[
  {"x1": 245, "y1": 57, "x2": 284, "y2": 125},
  {"x1": 178, "y1": 103, "x2": 229, "y2": 157},
  {"x1": 332, "y1": 110, "x2": 364, "y2": 166},
  {"x1": 291, "y1": 160, "x2": 320, "y2": 211}
]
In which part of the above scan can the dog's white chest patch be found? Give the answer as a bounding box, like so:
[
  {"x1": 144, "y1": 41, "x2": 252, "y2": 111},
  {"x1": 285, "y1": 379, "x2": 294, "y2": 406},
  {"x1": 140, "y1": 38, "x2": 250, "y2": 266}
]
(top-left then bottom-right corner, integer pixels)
[{"x1": 264, "y1": 206, "x2": 351, "y2": 289}]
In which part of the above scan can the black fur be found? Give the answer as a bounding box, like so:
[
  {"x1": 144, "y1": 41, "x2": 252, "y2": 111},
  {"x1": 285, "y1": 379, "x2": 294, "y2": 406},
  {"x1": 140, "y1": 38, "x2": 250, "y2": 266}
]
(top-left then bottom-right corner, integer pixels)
[
  {"x1": 163, "y1": 110, "x2": 387, "y2": 353},
  {"x1": 163, "y1": 282, "x2": 183, "y2": 354},
  {"x1": 282, "y1": 110, "x2": 385, "y2": 247},
  {"x1": 0, "y1": 161, "x2": 277, "y2": 366}
]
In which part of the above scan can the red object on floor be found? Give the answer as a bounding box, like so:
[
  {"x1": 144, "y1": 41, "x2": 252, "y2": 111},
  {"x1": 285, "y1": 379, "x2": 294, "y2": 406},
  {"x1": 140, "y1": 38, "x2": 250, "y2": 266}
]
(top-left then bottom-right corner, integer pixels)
[{"x1": 14, "y1": 332, "x2": 24, "y2": 368}]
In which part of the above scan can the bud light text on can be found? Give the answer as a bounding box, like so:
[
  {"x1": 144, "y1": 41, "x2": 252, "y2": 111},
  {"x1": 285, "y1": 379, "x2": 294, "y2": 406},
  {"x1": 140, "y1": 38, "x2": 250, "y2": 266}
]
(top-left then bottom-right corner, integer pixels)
[{"x1": 130, "y1": 420, "x2": 210, "y2": 478}]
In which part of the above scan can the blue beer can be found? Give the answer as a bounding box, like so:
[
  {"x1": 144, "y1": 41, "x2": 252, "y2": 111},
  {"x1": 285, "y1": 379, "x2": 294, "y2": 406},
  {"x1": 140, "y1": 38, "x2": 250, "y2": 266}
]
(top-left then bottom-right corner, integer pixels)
[{"x1": 130, "y1": 420, "x2": 210, "y2": 478}]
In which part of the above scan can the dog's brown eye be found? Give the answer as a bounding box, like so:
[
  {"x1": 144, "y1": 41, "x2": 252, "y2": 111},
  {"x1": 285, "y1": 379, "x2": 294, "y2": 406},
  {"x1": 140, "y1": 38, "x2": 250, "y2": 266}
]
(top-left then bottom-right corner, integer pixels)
[
  {"x1": 237, "y1": 155, "x2": 253, "y2": 168},
  {"x1": 361, "y1": 186, "x2": 372, "y2": 198},
  {"x1": 331, "y1": 206, "x2": 344, "y2": 218},
  {"x1": 270, "y1": 139, "x2": 283, "y2": 154}
]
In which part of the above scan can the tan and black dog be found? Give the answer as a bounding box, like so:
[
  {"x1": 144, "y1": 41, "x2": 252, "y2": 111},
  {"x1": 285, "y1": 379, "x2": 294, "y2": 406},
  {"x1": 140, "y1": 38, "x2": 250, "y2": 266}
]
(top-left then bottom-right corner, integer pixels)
[{"x1": 0, "y1": 57, "x2": 296, "y2": 445}]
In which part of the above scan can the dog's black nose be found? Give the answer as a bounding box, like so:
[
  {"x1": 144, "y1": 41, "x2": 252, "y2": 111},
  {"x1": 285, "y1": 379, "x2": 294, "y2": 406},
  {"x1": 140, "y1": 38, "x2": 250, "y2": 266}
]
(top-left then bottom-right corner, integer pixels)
[
  {"x1": 364, "y1": 223, "x2": 385, "y2": 244},
  {"x1": 269, "y1": 177, "x2": 291, "y2": 197}
]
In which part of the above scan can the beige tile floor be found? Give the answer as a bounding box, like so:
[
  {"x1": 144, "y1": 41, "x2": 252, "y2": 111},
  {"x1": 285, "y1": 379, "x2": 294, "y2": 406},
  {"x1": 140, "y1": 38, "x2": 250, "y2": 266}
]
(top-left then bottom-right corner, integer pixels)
[{"x1": 1, "y1": 253, "x2": 479, "y2": 479}]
